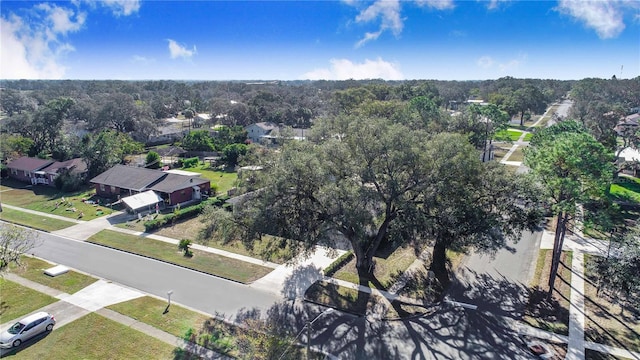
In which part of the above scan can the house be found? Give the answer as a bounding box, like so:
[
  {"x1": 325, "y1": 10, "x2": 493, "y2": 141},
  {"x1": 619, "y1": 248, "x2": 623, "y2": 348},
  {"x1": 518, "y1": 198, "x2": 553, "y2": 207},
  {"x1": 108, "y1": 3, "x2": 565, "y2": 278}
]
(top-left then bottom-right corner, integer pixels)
[
  {"x1": 246, "y1": 122, "x2": 279, "y2": 143},
  {"x1": 245, "y1": 122, "x2": 309, "y2": 144},
  {"x1": 89, "y1": 164, "x2": 210, "y2": 208},
  {"x1": 6, "y1": 156, "x2": 88, "y2": 186}
]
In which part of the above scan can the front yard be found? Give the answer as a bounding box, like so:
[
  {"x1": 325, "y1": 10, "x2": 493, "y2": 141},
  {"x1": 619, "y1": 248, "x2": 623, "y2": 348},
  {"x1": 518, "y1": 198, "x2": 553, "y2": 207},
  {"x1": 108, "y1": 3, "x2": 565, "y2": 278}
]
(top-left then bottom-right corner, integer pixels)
[
  {"x1": 0, "y1": 179, "x2": 116, "y2": 221},
  {"x1": 9, "y1": 256, "x2": 98, "y2": 294},
  {"x1": 0, "y1": 207, "x2": 76, "y2": 231}
]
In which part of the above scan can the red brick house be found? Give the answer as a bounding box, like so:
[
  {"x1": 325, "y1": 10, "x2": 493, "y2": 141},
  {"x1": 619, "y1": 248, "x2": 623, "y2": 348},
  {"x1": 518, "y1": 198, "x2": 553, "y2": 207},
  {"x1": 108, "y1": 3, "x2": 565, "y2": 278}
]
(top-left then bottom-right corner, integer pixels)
[
  {"x1": 89, "y1": 165, "x2": 211, "y2": 207},
  {"x1": 6, "y1": 156, "x2": 87, "y2": 186}
]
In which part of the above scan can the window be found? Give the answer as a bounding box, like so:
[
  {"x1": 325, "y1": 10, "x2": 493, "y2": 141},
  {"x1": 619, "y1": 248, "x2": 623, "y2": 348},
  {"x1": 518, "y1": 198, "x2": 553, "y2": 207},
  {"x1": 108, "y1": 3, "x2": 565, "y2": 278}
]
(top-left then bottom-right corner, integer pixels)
[
  {"x1": 111, "y1": 186, "x2": 116, "y2": 193},
  {"x1": 100, "y1": 184, "x2": 105, "y2": 192}
]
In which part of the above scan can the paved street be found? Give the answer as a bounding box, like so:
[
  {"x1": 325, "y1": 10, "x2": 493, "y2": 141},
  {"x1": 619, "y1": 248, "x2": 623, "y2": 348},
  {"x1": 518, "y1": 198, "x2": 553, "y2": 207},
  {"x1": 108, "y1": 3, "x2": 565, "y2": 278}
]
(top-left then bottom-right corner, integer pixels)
[
  {"x1": 30, "y1": 231, "x2": 281, "y2": 318},
  {"x1": 448, "y1": 230, "x2": 542, "y2": 317}
]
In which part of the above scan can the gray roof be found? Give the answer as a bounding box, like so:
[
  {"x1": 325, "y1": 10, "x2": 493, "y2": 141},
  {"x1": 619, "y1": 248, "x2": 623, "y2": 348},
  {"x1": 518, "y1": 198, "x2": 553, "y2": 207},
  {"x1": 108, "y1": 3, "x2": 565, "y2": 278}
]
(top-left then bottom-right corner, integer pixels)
[
  {"x1": 148, "y1": 173, "x2": 209, "y2": 193},
  {"x1": 6, "y1": 157, "x2": 54, "y2": 172},
  {"x1": 90, "y1": 164, "x2": 210, "y2": 194},
  {"x1": 90, "y1": 165, "x2": 166, "y2": 191}
]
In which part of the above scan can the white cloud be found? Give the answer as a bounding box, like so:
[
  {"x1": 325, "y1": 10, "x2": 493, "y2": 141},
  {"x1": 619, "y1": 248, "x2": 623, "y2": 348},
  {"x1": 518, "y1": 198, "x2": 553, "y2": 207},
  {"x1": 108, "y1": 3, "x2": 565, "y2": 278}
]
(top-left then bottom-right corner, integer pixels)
[
  {"x1": 415, "y1": 0, "x2": 455, "y2": 10},
  {"x1": 353, "y1": 0, "x2": 403, "y2": 47},
  {"x1": 167, "y1": 39, "x2": 197, "y2": 59},
  {"x1": 100, "y1": 0, "x2": 141, "y2": 16},
  {"x1": 131, "y1": 55, "x2": 154, "y2": 64},
  {"x1": 484, "y1": 0, "x2": 510, "y2": 10},
  {"x1": 302, "y1": 58, "x2": 404, "y2": 80},
  {"x1": 349, "y1": 0, "x2": 453, "y2": 47},
  {"x1": 0, "y1": 3, "x2": 86, "y2": 79},
  {"x1": 477, "y1": 56, "x2": 494, "y2": 68},
  {"x1": 36, "y1": 3, "x2": 87, "y2": 35},
  {"x1": 556, "y1": 0, "x2": 637, "y2": 39},
  {"x1": 476, "y1": 53, "x2": 527, "y2": 73}
]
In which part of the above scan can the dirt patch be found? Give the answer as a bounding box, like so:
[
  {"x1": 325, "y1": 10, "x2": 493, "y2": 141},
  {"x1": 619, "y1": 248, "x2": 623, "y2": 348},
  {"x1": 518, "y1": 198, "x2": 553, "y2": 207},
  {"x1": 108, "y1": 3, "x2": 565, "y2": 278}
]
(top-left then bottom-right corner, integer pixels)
[
  {"x1": 524, "y1": 249, "x2": 572, "y2": 335},
  {"x1": 583, "y1": 255, "x2": 640, "y2": 352}
]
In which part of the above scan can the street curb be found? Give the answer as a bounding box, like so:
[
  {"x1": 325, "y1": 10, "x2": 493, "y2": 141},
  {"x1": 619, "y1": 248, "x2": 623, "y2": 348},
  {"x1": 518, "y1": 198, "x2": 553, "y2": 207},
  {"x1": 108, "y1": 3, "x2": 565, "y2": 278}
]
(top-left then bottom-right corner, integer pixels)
[{"x1": 84, "y1": 240, "x2": 248, "y2": 285}]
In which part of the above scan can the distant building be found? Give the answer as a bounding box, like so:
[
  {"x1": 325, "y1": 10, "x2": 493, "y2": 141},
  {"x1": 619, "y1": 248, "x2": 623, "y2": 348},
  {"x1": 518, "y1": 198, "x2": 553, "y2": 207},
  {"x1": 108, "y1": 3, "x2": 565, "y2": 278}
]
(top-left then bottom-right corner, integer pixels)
[{"x1": 245, "y1": 122, "x2": 309, "y2": 144}]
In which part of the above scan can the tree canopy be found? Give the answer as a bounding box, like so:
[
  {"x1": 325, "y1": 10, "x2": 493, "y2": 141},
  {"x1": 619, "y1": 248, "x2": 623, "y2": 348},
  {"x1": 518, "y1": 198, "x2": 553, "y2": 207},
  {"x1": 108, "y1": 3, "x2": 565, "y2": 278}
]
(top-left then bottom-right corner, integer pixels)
[{"x1": 224, "y1": 115, "x2": 542, "y2": 284}]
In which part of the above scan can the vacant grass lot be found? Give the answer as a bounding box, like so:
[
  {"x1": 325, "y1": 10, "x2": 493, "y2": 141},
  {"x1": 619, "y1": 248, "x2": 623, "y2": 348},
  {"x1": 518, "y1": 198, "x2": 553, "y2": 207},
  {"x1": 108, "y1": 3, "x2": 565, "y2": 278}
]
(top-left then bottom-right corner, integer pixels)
[
  {"x1": 107, "y1": 296, "x2": 210, "y2": 338},
  {"x1": 583, "y1": 254, "x2": 640, "y2": 352},
  {"x1": 0, "y1": 279, "x2": 56, "y2": 324},
  {"x1": 333, "y1": 245, "x2": 417, "y2": 290},
  {"x1": 9, "y1": 257, "x2": 97, "y2": 294},
  {"x1": 524, "y1": 249, "x2": 573, "y2": 335},
  {"x1": 88, "y1": 230, "x2": 273, "y2": 283},
  {"x1": 118, "y1": 216, "x2": 292, "y2": 264},
  {"x1": 3, "y1": 313, "x2": 180, "y2": 359},
  {"x1": 507, "y1": 145, "x2": 528, "y2": 162},
  {"x1": 0, "y1": 180, "x2": 112, "y2": 221},
  {"x1": 0, "y1": 207, "x2": 76, "y2": 231},
  {"x1": 179, "y1": 164, "x2": 238, "y2": 194}
]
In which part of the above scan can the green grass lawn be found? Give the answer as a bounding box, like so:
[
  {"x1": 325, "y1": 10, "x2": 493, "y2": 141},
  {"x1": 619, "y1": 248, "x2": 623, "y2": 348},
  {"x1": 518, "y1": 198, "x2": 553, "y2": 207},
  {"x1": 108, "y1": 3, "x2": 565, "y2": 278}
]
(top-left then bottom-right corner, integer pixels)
[
  {"x1": 0, "y1": 207, "x2": 76, "y2": 232},
  {"x1": 609, "y1": 176, "x2": 640, "y2": 203},
  {"x1": 3, "y1": 313, "x2": 180, "y2": 359},
  {"x1": 9, "y1": 257, "x2": 97, "y2": 294},
  {"x1": 107, "y1": 296, "x2": 211, "y2": 338},
  {"x1": 180, "y1": 164, "x2": 238, "y2": 194},
  {"x1": 0, "y1": 180, "x2": 114, "y2": 221},
  {"x1": 495, "y1": 129, "x2": 523, "y2": 141},
  {"x1": 87, "y1": 230, "x2": 273, "y2": 283},
  {"x1": 0, "y1": 279, "x2": 57, "y2": 324}
]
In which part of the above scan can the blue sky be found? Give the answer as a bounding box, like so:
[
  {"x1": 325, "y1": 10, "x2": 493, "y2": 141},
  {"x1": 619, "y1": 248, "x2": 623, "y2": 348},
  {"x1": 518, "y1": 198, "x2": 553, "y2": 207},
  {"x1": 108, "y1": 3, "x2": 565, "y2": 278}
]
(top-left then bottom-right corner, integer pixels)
[{"x1": 1, "y1": 0, "x2": 639, "y2": 81}]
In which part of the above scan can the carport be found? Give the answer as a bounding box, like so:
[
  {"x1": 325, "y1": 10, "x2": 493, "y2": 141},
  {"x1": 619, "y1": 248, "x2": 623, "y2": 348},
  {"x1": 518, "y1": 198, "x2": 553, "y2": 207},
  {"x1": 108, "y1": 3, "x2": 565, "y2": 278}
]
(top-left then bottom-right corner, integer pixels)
[{"x1": 121, "y1": 190, "x2": 163, "y2": 215}]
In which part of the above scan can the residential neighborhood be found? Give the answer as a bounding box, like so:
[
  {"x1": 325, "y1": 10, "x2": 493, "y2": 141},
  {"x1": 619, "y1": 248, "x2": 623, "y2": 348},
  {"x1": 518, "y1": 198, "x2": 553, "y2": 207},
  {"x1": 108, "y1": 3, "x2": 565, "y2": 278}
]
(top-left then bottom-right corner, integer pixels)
[{"x1": 1, "y1": 75, "x2": 638, "y2": 360}]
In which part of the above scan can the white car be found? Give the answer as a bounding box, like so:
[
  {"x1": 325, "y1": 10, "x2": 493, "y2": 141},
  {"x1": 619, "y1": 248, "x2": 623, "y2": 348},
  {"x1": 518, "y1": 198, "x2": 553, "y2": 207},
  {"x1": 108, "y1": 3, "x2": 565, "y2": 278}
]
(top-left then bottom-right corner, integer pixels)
[{"x1": 0, "y1": 312, "x2": 56, "y2": 349}]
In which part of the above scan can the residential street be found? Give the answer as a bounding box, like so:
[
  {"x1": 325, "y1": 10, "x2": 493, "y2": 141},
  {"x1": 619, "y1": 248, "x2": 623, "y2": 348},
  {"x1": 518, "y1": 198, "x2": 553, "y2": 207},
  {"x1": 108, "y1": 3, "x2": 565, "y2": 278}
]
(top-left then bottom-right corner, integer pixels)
[
  {"x1": 448, "y1": 230, "x2": 542, "y2": 317},
  {"x1": 28, "y1": 231, "x2": 281, "y2": 318}
]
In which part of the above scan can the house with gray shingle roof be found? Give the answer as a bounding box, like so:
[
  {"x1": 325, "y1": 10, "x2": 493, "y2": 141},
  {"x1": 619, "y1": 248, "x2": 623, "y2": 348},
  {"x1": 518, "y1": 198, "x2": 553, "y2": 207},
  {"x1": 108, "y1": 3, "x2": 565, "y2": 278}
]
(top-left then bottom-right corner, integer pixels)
[
  {"x1": 90, "y1": 164, "x2": 210, "y2": 208},
  {"x1": 6, "y1": 156, "x2": 87, "y2": 186}
]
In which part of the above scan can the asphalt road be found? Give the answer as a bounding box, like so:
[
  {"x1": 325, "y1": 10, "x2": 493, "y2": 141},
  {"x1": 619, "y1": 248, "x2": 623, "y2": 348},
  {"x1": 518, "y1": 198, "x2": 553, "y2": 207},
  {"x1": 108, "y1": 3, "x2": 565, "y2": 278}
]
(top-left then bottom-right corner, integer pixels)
[
  {"x1": 447, "y1": 230, "x2": 543, "y2": 318},
  {"x1": 28, "y1": 231, "x2": 280, "y2": 318},
  {"x1": 6, "y1": 226, "x2": 540, "y2": 359}
]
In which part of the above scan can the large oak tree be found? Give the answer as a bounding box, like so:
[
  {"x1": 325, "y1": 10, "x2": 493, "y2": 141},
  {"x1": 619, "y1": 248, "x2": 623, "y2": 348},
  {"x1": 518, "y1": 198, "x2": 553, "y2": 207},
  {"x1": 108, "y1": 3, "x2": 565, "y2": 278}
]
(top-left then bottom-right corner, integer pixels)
[{"x1": 229, "y1": 115, "x2": 542, "y2": 283}]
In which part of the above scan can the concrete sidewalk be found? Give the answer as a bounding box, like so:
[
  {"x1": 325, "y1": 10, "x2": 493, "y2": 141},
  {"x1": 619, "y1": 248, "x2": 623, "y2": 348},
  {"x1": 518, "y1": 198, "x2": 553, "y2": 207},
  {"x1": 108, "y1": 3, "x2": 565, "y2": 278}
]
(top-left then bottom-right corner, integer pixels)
[
  {"x1": 538, "y1": 229, "x2": 640, "y2": 360},
  {"x1": 1, "y1": 273, "x2": 230, "y2": 359}
]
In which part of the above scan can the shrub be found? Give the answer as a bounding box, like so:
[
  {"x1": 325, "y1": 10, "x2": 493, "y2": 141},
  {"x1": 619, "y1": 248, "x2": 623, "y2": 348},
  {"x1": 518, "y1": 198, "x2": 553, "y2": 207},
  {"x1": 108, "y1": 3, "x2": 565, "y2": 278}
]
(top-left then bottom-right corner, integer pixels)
[
  {"x1": 183, "y1": 157, "x2": 199, "y2": 168},
  {"x1": 143, "y1": 198, "x2": 225, "y2": 232},
  {"x1": 323, "y1": 251, "x2": 354, "y2": 277},
  {"x1": 178, "y1": 239, "x2": 193, "y2": 257}
]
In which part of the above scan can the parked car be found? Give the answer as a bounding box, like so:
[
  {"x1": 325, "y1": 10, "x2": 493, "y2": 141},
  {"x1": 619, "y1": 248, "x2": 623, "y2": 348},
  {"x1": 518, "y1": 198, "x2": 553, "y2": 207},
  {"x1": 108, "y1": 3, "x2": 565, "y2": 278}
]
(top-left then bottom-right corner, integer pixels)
[{"x1": 0, "y1": 312, "x2": 56, "y2": 348}]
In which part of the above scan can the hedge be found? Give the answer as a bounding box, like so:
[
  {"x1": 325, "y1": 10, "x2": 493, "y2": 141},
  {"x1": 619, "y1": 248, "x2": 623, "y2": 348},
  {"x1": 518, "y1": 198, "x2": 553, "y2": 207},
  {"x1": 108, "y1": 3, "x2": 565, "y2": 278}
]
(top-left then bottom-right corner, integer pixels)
[
  {"x1": 323, "y1": 251, "x2": 354, "y2": 277},
  {"x1": 143, "y1": 197, "x2": 224, "y2": 232}
]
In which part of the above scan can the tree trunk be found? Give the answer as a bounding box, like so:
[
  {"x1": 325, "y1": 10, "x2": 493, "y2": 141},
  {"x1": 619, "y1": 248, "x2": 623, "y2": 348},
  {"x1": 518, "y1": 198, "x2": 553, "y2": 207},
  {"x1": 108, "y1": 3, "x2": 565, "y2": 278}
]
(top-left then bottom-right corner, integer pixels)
[
  {"x1": 548, "y1": 212, "x2": 568, "y2": 298},
  {"x1": 430, "y1": 240, "x2": 450, "y2": 287}
]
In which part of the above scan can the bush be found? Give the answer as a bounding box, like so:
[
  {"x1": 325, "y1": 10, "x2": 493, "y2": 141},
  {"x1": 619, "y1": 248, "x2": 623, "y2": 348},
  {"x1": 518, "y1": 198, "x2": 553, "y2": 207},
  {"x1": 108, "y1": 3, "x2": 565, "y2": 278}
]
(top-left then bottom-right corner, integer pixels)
[
  {"x1": 323, "y1": 251, "x2": 354, "y2": 277},
  {"x1": 143, "y1": 197, "x2": 226, "y2": 232},
  {"x1": 54, "y1": 172, "x2": 84, "y2": 192},
  {"x1": 183, "y1": 157, "x2": 199, "y2": 168}
]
